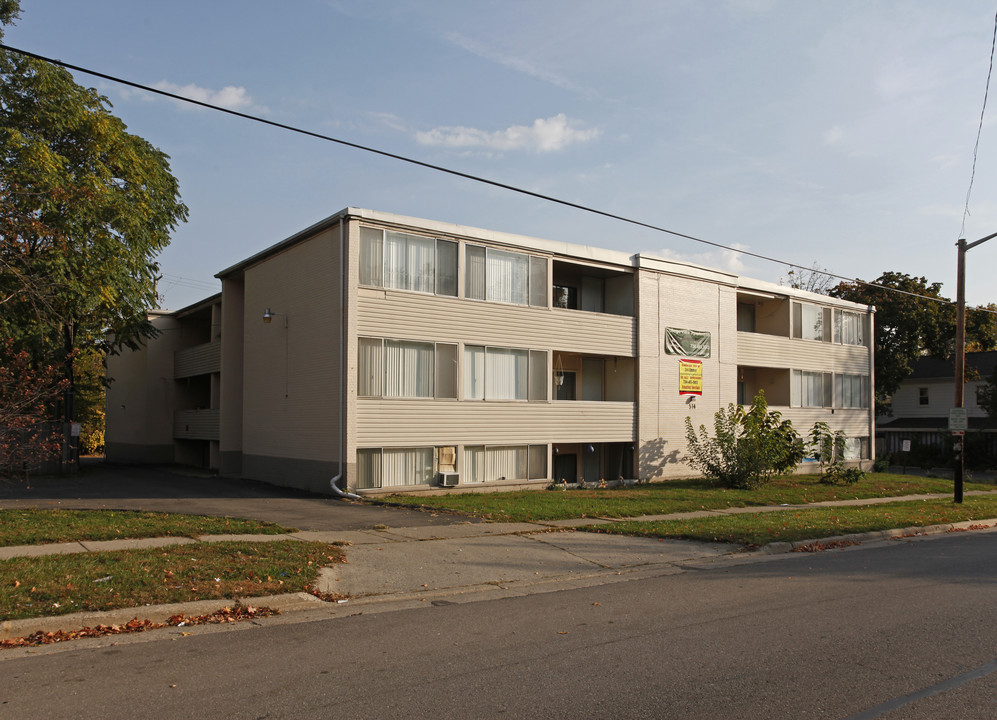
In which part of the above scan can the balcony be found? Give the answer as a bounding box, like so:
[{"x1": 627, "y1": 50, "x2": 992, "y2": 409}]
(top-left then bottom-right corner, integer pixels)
[
  {"x1": 173, "y1": 409, "x2": 219, "y2": 441},
  {"x1": 174, "y1": 341, "x2": 220, "y2": 379}
]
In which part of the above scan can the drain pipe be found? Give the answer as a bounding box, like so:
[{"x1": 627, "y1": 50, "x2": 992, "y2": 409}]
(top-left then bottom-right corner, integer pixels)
[{"x1": 330, "y1": 217, "x2": 362, "y2": 501}]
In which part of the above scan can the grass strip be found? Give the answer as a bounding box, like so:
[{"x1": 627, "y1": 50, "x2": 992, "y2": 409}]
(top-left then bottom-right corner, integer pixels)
[
  {"x1": 381, "y1": 473, "x2": 992, "y2": 522},
  {"x1": 0, "y1": 509, "x2": 294, "y2": 547},
  {"x1": 0, "y1": 540, "x2": 342, "y2": 622},
  {"x1": 581, "y1": 496, "x2": 997, "y2": 547}
]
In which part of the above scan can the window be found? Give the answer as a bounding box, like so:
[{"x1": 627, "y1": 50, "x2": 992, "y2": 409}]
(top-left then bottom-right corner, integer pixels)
[
  {"x1": 843, "y1": 437, "x2": 869, "y2": 460},
  {"x1": 464, "y1": 445, "x2": 547, "y2": 483},
  {"x1": 465, "y1": 244, "x2": 547, "y2": 307},
  {"x1": 553, "y1": 285, "x2": 577, "y2": 309},
  {"x1": 792, "y1": 370, "x2": 833, "y2": 407},
  {"x1": 464, "y1": 346, "x2": 546, "y2": 401},
  {"x1": 834, "y1": 310, "x2": 865, "y2": 346},
  {"x1": 355, "y1": 447, "x2": 435, "y2": 489},
  {"x1": 919, "y1": 387, "x2": 929, "y2": 406},
  {"x1": 835, "y1": 374, "x2": 869, "y2": 409},
  {"x1": 792, "y1": 303, "x2": 830, "y2": 342},
  {"x1": 358, "y1": 338, "x2": 457, "y2": 399},
  {"x1": 736, "y1": 303, "x2": 756, "y2": 332},
  {"x1": 359, "y1": 227, "x2": 457, "y2": 297}
]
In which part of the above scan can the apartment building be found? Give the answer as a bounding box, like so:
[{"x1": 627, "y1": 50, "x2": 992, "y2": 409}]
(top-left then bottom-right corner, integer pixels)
[{"x1": 105, "y1": 208, "x2": 876, "y2": 494}]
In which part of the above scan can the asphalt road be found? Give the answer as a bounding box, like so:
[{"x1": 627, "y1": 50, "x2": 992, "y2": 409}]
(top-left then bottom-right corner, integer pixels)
[{"x1": 3, "y1": 531, "x2": 995, "y2": 719}]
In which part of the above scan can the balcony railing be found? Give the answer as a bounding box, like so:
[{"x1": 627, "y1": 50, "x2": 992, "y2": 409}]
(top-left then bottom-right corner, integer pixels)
[
  {"x1": 174, "y1": 342, "x2": 220, "y2": 379},
  {"x1": 173, "y1": 409, "x2": 219, "y2": 440}
]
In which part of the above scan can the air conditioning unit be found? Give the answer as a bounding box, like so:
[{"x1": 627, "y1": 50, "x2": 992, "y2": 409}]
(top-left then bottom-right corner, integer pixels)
[{"x1": 438, "y1": 471, "x2": 460, "y2": 488}]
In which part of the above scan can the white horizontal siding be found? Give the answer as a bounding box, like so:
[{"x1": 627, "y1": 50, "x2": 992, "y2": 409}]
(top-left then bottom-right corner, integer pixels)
[
  {"x1": 174, "y1": 342, "x2": 221, "y2": 378},
  {"x1": 890, "y1": 379, "x2": 987, "y2": 418},
  {"x1": 779, "y1": 408, "x2": 872, "y2": 437},
  {"x1": 357, "y1": 291, "x2": 635, "y2": 356},
  {"x1": 355, "y1": 400, "x2": 635, "y2": 446},
  {"x1": 737, "y1": 332, "x2": 870, "y2": 374},
  {"x1": 174, "y1": 409, "x2": 220, "y2": 440}
]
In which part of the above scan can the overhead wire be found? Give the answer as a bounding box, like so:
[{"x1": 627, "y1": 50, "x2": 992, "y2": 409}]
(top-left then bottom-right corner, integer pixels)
[
  {"x1": 960, "y1": 11, "x2": 997, "y2": 240},
  {"x1": 0, "y1": 42, "x2": 994, "y2": 315}
]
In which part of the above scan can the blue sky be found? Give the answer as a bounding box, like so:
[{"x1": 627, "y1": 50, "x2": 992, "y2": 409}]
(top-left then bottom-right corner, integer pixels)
[{"x1": 5, "y1": 0, "x2": 997, "y2": 308}]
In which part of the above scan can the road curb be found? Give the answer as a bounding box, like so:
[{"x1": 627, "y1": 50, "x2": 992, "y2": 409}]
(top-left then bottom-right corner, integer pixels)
[
  {"x1": 758, "y1": 517, "x2": 997, "y2": 554},
  {"x1": 0, "y1": 592, "x2": 325, "y2": 644}
]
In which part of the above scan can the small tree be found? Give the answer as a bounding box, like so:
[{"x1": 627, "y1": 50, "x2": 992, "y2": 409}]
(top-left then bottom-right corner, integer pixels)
[
  {"x1": 0, "y1": 341, "x2": 68, "y2": 481},
  {"x1": 684, "y1": 391, "x2": 804, "y2": 489},
  {"x1": 808, "y1": 422, "x2": 864, "y2": 485}
]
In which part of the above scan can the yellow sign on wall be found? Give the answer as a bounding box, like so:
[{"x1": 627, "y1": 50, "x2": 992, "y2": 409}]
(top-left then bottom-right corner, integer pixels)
[{"x1": 679, "y1": 359, "x2": 703, "y2": 396}]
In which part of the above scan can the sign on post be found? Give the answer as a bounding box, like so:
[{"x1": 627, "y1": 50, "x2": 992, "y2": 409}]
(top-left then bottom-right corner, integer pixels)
[{"x1": 948, "y1": 408, "x2": 968, "y2": 431}]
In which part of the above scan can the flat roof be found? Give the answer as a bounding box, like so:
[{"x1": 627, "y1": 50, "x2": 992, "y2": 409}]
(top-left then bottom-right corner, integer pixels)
[{"x1": 213, "y1": 207, "x2": 873, "y2": 311}]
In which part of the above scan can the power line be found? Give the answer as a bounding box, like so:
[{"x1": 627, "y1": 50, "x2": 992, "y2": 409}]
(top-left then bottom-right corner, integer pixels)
[
  {"x1": 960, "y1": 11, "x2": 997, "y2": 239},
  {"x1": 1, "y1": 42, "x2": 993, "y2": 316}
]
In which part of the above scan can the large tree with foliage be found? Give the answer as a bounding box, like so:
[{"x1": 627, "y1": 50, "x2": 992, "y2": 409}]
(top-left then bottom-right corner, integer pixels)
[
  {"x1": 829, "y1": 273, "x2": 954, "y2": 413},
  {"x1": 1, "y1": 2, "x2": 187, "y2": 458},
  {"x1": 829, "y1": 273, "x2": 996, "y2": 413}
]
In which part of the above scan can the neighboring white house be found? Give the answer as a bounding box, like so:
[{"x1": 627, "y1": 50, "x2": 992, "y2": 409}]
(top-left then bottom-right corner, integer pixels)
[
  {"x1": 106, "y1": 208, "x2": 876, "y2": 495},
  {"x1": 878, "y1": 351, "x2": 997, "y2": 462}
]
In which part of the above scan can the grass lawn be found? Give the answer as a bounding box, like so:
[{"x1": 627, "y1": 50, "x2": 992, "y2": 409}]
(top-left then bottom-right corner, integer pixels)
[
  {"x1": 381, "y1": 473, "x2": 992, "y2": 522},
  {"x1": 583, "y1": 496, "x2": 997, "y2": 548},
  {"x1": 0, "y1": 540, "x2": 343, "y2": 622},
  {"x1": 0, "y1": 509, "x2": 294, "y2": 547}
]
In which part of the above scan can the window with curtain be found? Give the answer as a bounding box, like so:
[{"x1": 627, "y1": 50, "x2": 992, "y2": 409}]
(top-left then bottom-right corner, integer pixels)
[
  {"x1": 359, "y1": 228, "x2": 457, "y2": 297},
  {"x1": 528, "y1": 445, "x2": 547, "y2": 479},
  {"x1": 464, "y1": 445, "x2": 485, "y2": 483},
  {"x1": 792, "y1": 370, "x2": 831, "y2": 407},
  {"x1": 486, "y1": 446, "x2": 528, "y2": 481},
  {"x1": 382, "y1": 447, "x2": 435, "y2": 486},
  {"x1": 360, "y1": 338, "x2": 456, "y2": 399},
  {"x1": 384, "y1": 340, "x2": 434, "y2": 398},
  {"x1": 359, "y1": 227, "x2": 383, "y2": 288},
  {"x1": 835, "y1": 374, "x2": 869, "y2": 408},
  {"x1": 358, "y1": 337, "x2": 382, "y2": 397},
  {"x1": 464, "y1": 346, "x2": 532, "y2": 401},
  {"x1": 465, "y1": 244, "x2": 546, "y2": 307},
  {"x1": 842, "y1": 437, "x2": 868, "y2": 460},
  {"x1": 834, "y1": 310, "x2": 865, "y2": 346},
  {"x1": 356, "y1": 448, "x2": 382, "y2": 489},
  {"x1": 792, "y1": 302, "x2": 828, "y2": 341}
]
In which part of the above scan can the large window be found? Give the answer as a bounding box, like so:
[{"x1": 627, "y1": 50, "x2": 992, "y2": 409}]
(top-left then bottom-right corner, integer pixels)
[
  {"x1": 834, "y1": 310, "x2": 865, "y2": 346},
  {"x1": 464, "y1": 445, "x2": 547, "y2": 483},
  {"x1": 359, "y1": 227, "x2": 457, "y2": 296},
  {"x1": 465, "y1": 244, "x2": 547, "y2": 307},
  {"x1": 358, "y1": 338, "x2": 457, "y2": 399},
  {"x1": 464, "y1": 346, "x2": 546, "y2": 401},
  {"x1": 791, "y1": 370, "x2": 833, "y2": 407},
  {"x1": 843, "y1": 437, "x2": 869, "y2": 460},
  {"x1": 355, "y1": 447, "x2": 435, "y2": 489},
  {"x1": 792, "y1": 302, "x2": 831, "y2": 342},
  {"x1": 835, "y1": 374, "x2": 869, "y2": 408}
]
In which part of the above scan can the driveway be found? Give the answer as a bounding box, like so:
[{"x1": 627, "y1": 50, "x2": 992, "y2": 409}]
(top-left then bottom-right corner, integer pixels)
[{"x1": 0, "y1": 462, "x2": 476, "y2": 531}]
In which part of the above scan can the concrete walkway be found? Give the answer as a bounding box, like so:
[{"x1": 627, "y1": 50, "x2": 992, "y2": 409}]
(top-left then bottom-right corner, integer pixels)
[{"x1": 3, "y1": 489, "x2": 997, "y2": 644}]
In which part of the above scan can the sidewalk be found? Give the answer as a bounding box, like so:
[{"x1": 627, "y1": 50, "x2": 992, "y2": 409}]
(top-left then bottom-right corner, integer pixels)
[{"x1": 3, "y1": 490, "x2": 997, "y2": 643}]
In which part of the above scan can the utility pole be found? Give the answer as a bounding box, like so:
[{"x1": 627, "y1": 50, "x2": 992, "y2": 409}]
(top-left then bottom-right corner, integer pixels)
[{"x1": 954, "y1": 231, "x2": 997, "y2": 503}]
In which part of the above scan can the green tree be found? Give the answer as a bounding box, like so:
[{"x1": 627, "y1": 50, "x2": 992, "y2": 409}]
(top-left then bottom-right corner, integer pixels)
[
  {"x1": 1, "y1": 3, "x2": 187, "y2": 440},
  {"x1": 684, "y1": 390, "x2": 804, "y2": 489},
  {"x1": 830, "y1": 273, "x2": 953, "y2": 414},
  {"x1": 979, "y1": 366, "x2": 997, "y2": 421},
  {"x1": 966, "y1": 303, "x2": 997, "y2": 352}
]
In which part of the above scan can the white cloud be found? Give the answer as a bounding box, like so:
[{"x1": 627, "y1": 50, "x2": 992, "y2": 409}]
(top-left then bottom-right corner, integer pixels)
[
  {"x1": 823, "y1": 126, "x2": 844, "y2": 145},
  {"x1": 446, "y1": 33, "x2": 596, "y2": 98},
  {"x1": 152, "y1": 81, "x2": 264, "y2": 112},
  {"x1": 415, "y1": 114, "x2": 599, "y2": 153},
  {"x1": 653, "y1": 243, "x2": 748, "y2": 274}
]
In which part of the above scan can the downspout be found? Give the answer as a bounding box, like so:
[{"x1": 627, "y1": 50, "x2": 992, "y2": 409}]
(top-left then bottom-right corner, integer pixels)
[{"x1": 330, "y1": 217, "x2": 362, "y2": 501}]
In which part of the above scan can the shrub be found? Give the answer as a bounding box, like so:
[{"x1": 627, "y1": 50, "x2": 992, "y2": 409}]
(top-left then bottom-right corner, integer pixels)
[
  {"x1": 684, "y1": 391, "x2": 804, "y2": 489},
  {"x1": 809, "y1": 422, "x2": 864, "y2": 485}
]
